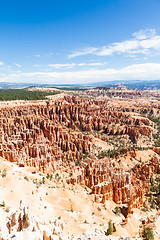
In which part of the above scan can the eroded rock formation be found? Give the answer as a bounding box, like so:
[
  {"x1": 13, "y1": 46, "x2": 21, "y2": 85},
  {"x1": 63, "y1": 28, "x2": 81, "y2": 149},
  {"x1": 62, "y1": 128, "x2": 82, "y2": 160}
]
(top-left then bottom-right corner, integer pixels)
[{"x1": 0, "y1": 95, "x2": 159, "y2": 215}]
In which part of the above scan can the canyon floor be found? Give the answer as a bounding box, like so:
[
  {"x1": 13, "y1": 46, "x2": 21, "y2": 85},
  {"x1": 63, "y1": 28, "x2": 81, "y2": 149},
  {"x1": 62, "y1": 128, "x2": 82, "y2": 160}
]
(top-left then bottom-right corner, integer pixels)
[{"x1": 0, "y1": 157, "x2": 159, "y2": 240}]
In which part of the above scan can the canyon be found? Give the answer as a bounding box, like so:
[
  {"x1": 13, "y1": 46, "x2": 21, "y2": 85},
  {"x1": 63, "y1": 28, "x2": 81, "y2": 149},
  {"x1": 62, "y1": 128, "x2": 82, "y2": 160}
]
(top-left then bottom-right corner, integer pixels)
[{"x1": 0, "y1": 87, "x2": 159, "y2": 239}]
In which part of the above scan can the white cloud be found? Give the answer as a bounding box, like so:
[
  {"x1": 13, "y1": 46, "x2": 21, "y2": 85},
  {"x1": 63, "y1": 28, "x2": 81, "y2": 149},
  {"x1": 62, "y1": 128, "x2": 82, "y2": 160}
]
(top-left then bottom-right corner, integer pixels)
[
  {"x1": 14, "y1": 63, "x2": 22, "y2": 68},
  {"x1": 0, "y1": 61, "x2": 5, "y2": 66},
  {"x1": 69, "y1": 29, "x2": 160, "y2": 58},
  {"x1": 68, "y1": 47, "x2": 98, "y2": 59},
  {"x1": 133, "y1": 29, "x2": 156, "y2": 40},
  {"x1": 34, "y1": 53, "x2": 54, "y2": 58},
  {"x1": 48, "y1": 63, "x2": 76, "y2": 68},
  {"x1": 78, "y1": 62, "x2": 104, "y2": 66},
  {"x1": 48, "y1": 62, "x2": 104, "y2": 68},
  {"x1": 33, "y1": 64, "x2": 42, "y2": 67},
  {"x1": 1, "y1": 63, "x2": 160, "y2": 84}
]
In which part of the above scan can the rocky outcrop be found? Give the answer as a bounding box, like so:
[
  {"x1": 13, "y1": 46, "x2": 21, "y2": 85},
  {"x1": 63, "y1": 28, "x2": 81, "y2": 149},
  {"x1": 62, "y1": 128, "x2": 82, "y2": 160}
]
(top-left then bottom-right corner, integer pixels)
[
  {"x1": 73, "y1": 229, "x2": 141, "y2": 240},
  {"x1": 0, "y1": 95, "x2": 158, "y2": 215},
  {"x1": 0, "y1": 96, "x2": 154, "y2": 170},
  {"x1": 3, "y1": 201, "x2": 64, "y2": 240},
  {"x1": 67, "y1": 154, "x2": 159, "y2": 214}
]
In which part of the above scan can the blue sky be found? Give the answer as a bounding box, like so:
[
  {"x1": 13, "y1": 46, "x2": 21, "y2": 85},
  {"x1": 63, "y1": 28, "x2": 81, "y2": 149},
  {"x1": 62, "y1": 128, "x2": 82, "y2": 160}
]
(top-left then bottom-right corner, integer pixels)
[{"x1": 0, "y1": 0, "x2": 160, "y2": 84}]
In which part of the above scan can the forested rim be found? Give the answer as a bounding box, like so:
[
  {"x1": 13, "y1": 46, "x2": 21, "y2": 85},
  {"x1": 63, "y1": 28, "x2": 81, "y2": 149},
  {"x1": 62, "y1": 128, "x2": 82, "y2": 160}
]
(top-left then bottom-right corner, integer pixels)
[{"x1": 0, "y1": 89, "x2": 59, "y2": 101}]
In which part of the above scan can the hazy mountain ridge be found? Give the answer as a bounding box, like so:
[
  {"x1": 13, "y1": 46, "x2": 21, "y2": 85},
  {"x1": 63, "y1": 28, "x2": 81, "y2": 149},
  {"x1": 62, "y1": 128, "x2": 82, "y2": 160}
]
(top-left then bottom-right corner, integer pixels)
[{"x1": 0, "y1": 80, "x2": 160, "y2": 90}]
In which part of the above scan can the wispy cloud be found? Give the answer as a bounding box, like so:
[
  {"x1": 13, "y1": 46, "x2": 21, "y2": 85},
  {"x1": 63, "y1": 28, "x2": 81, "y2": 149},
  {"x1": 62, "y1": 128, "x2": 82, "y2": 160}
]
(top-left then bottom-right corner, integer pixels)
[
  {"x1": 132, "y1": 29, "x2": 156, "y2": 40},
  {"x1": 78, "y1": 62, "x2": 104, "y2": 66},
  {"x1": 0, "y1": 61, "x2": 5, "y2": 66},
  {"x1": 14, "y1": 63, "x2": 22, "y2": 68},
  {"x1": 48, "y1": 52, "x2": 54, "y2": 56},
  {"x1": 48, "y1": 63, "x2": 76, "y2": 68},
  {"x1": 48, "y1": 62, "x2": 104, "y2": 68},
  {"x1": 68, "y1": 47, "x2": 98, "y2": 59},
  {"x1": 33, "y1": 64, "x2": 42, "y2": 67},
  {"x1": 1, "y1": 63, "x2": 160, "y2": 84},
  {"x1": 34, "y1": 54, "x2": 41, "y2": 57},
  {"x1": 69, "y1": 29, "x2": 160, "y2": 58},
  {"x1": 34, "y1": 52, "x2": 54, "y2": 58}
]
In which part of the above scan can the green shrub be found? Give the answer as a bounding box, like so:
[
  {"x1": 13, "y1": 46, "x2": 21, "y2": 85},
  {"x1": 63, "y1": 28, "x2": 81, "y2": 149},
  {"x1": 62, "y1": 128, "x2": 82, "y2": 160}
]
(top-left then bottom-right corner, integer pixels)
[
  {"x1": 142, "y1": 201, "x2": 149, "y2": 212},
  {"x1": 42, "y1": 177, "x2": 45, "y2": 184},
  {"x1": 75, "y1": 159, "x2": 81, "y2": 166},
  {"x1": 49, "y1": 174, "x2": 53, "y2": 180},
  {"x1": 107, "y1": 149, "x2": 118, "y2": 158},
  {"x1": 24, "y1": 176, "x2": 29, "y2": 181},
  {"x1": 2, "y1": 169, "x2": 7, "y2": 178},
  {"x1": 142, "y1": 226, "x2": 154, "y2": 240},
  {"x1": 1, "y1": 201, "x2": 6, "y2": 208},
  {"x1": 70, "y1": 205, "x2": 73, "y2": 212},
  {"x1": 106, "y1": 219, "x2": 113, "y2": 236},
  {"x1": 150, "y1": 201, "x2": 156, "y2": 209},
  {"x1": 97, "y1": 207, "x2": 101, "y2": 211},
  {"x1": 114, "y1": 206, "x2": 121, "y2": 215},
  {"x1": 46, "y1": 173, "x2": 50, "y2": 179}
]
